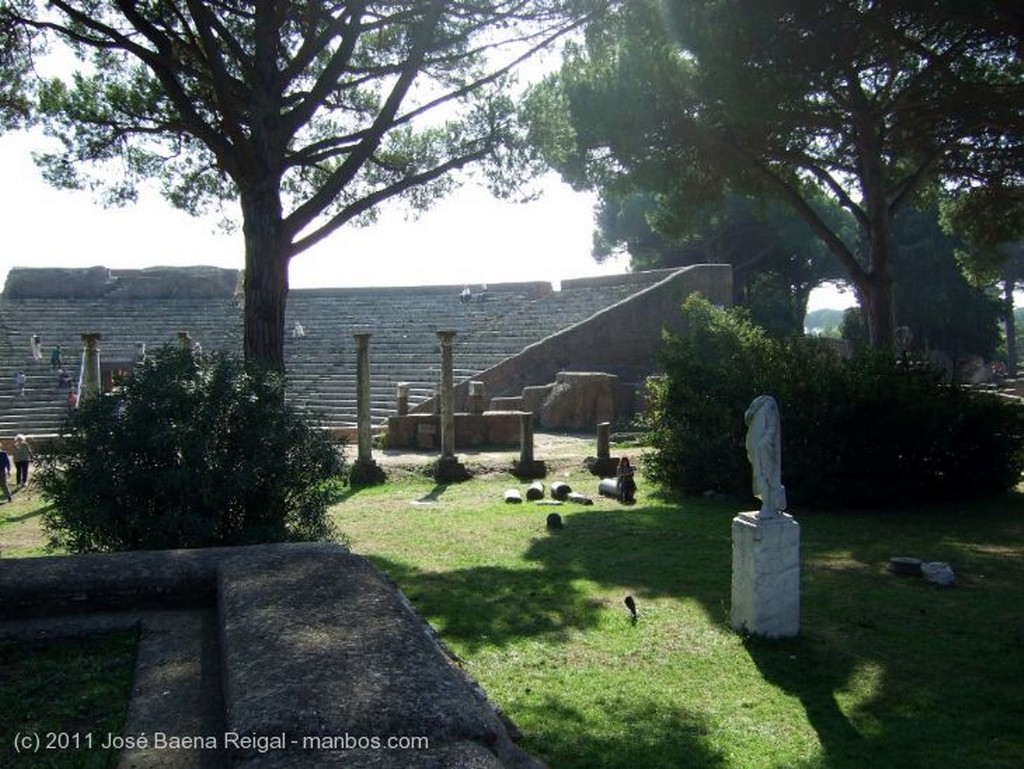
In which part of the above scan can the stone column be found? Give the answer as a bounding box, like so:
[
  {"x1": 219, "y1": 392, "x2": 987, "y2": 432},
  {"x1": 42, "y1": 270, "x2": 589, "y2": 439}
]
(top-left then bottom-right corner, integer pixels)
[
  {"x1": 79, "y1": 332, "x2": 102, "y2": 402},
  {"x1": 351, "y1": 333, "x2": 385, "y2": 486},
  {"x1": 596, "y1": 421, "x2": 611, "y2": 459},
  {"x1": 468, "y1": 380, "x2": 486, "y2": 414},
  {"x1": 354, "y1": 333, "x2": 373, "y2": 464},
  {"x1": 585, "y1": 421, "x2": 618, "y2": 476},
  {"x1": 437, "y1": 331, "x2": 457, "y2": 460},
  {"x1": 519, "y1": 412, "x2": 535, "y2": 465},
  {"x1": 730, "y1": 512, "x2": 800, "y2": 638},
  {"x1": 396, "y1": 382, "x2": 410, "y2": 416},
  {"x1": 512, "y1": 411, "x2": 546, "y2": 479},
  {"x1": 433, "y1": 331, "x2": 469, "y2": 482}
]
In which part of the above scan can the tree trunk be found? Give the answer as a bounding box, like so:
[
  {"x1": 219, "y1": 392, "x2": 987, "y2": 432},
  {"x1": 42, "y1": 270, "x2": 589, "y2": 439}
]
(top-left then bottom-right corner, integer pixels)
[
  {"x1": 1004, "y1": 276, "x2": 1018, "y2": 377},
  {"x1": 240, "y1": 185, "x2": 289, "y2": 373},
  {"x1": 860, "y1": 269, "x2": 897, "y2": 351}
]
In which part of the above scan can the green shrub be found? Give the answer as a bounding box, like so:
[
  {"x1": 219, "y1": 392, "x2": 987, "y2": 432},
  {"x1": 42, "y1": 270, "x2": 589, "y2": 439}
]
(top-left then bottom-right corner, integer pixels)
[
  {"x1": 641, "y1": 296, "x2": 780, "y2": 496},
  {"x1": 38, "y1": 346, "x2": 345, "y2": 552},
  {"x1": 642, "y1": 295, "x2": 1024, "y2": 508}
]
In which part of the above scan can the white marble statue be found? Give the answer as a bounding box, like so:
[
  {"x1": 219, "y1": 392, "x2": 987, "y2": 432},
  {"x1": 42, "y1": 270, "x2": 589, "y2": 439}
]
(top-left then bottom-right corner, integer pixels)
[{"x1": 744, "y1": 395, "x2": 787, "y2": 517}]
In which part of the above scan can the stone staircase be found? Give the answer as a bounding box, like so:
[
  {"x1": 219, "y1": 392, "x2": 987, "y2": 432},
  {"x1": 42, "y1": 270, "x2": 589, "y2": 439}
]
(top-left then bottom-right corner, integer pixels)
[{"x1": 0, "y1": 268, "x2": 678, "y2": 439}]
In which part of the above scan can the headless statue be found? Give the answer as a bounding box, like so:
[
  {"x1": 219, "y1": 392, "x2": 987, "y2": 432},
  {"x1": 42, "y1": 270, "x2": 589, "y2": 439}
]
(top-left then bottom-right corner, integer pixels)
[{"x1": 744, "y1": 395, "x2": 787, "y2": 518}]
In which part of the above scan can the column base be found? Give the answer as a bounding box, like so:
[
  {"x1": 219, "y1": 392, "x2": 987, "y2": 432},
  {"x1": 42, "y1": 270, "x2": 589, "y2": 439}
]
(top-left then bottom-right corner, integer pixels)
[
  {"x1": 431, "y1": 456, "x2": 472, "y2": 484},
  {"x1": 350, "y1": 459, "x2": 387, "y2": 487},
  {"x1": 584, "y1": 456, "x2": 619, "y2": 476},
  {"x1": 511, "y1": 459, "x2": 547, "y2": 480}
]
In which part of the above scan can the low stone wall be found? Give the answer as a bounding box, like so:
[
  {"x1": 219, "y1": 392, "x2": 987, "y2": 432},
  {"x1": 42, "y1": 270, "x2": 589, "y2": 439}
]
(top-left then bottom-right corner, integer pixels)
[
  {"x1": 386, "y1": 411, "x2": 525, "y2": 450},
  {"x1": 0, "y1": 544, "x2": 541, "y2": 769}
]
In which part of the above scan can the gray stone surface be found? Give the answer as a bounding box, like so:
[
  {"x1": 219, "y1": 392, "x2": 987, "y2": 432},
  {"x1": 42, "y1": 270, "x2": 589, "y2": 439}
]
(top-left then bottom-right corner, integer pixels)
[
  {"x1": 238, "y1": 741, "x2": 506, "y2": 768},
  {"x1": 0, "y1": 544, "x2": 540, "y2": 768},
  {"x1": 3, "y1": 266, "x2": 240, "y2": 299},
  {"x1": 0, "y1": 547, "x2": 221, "y2": 619},
  {"x1": 217, "y1": 549, "x2": 538, "y2": 767},
  {"x1": 117, "y1": 610, "x2": 225, "y2": 769},
  {"x1": 921, "y1": 561, "x2": 957, "y2": 587},
  {"x1": 731, "y1": 512, "x2": 801, "y2": 638},
  {"x1": 538, "y1": 372, "x2": 618, "y2": 431}
]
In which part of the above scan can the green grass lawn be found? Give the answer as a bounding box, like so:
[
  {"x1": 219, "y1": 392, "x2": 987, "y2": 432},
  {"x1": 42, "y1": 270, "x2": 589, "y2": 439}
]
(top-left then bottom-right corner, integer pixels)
[
  {"x1": 0, "y1": 631, "x2": 138, "y2": 769},
  {"x1": 0, "y1": 484, "x2": 50, "y2": 557},
  {"x1": 4, "y1": 463, "x2": 1023, "y2": 768},
  {"x1": 331, "y1": 466, "x2": 1024, "y2": 769}
]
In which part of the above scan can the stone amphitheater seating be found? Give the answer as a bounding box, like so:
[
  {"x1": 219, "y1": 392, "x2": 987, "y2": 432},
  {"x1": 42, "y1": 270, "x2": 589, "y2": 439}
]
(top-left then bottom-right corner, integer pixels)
[{"x1": 0, "y1": 265, "x2": 724, "y2": 439}]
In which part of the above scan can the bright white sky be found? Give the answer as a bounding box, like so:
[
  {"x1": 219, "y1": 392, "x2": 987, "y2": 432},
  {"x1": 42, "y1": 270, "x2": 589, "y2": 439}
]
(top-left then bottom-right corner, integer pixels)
[
  {"x1": 0, "y1": 129, "x2": 854, "y2": 310},
  {"x1": 0, "y1": 129, "x2": 630, "y2": 289}
]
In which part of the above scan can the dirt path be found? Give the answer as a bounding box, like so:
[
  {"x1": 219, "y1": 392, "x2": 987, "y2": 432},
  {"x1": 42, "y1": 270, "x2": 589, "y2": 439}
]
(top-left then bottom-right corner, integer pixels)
[{"x1": 376, "y1": 431, "x2": 601, "y2": 473}]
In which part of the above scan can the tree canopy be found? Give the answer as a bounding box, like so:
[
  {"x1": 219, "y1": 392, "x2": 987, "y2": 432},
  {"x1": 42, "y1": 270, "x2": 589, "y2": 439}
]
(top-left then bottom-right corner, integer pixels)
[
  {"x1": 592, "y1": 189, "x2": 848, "y2": 337},
  {"x1": 4, "y1": 1, "x2": 597, "y2": 370},
  {"x1": 0, "y1": 1, "x2": 34, "y2": 129},
  {"x1": 525, "y1": 0, "x2": 1023, "y2": 348}
]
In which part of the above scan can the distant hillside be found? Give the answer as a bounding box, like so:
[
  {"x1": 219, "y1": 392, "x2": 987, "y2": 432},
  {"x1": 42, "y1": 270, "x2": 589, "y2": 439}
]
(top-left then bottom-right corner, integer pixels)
[{"x1": 804, "y1": 308, "x2": 845, "y2": 334}]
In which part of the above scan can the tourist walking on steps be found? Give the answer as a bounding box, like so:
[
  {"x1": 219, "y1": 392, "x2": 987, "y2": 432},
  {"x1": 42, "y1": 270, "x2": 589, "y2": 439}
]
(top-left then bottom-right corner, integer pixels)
[
  {"x1": 0, "y1": 443, "x2": 12, "y2": 502},
  {"x1": 31, "y1": 335, "x2": 43, "y2": 361},
  {"x1": 12, "y1": 434, "x2": 33, "y2": 488},
  {"x1": 50, "y1": 344, "x2": 63, "y2": 370},
  {"x1": 15, "y1": 369, "x2": 26, "y2": 396}
]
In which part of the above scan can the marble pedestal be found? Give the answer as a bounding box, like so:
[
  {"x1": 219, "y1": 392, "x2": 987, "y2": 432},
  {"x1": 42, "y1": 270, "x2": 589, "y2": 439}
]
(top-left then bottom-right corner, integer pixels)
[{"x1": 731, "y1": 511, "x2": 800, "y2": 638}]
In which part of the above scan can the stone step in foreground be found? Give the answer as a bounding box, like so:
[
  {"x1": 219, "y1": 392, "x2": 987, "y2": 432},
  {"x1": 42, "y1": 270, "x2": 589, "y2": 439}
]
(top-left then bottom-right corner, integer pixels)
[{"x1": 0, "y1": 544, "x2": 540, "y2": 769}]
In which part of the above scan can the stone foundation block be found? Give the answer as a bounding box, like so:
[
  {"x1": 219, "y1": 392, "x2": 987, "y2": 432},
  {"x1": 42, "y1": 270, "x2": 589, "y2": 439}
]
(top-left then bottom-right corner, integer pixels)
[{"x1": 730, "y1": 512, "x2": 800, "y2": 639}]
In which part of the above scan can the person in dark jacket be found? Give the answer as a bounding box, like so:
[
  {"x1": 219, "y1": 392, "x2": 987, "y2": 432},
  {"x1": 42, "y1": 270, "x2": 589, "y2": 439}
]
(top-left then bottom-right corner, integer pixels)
[{"x1": 0, "y1": 443, "x2": 12, "y2": 502}]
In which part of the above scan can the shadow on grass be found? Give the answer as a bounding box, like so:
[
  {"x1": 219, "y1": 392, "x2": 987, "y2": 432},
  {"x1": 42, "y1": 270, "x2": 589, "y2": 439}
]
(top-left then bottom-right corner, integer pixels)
[
  {"x1": 416, "y1": 484, "x2": 449, "y2": 503},
  {"x1": 368, "y1": 497, "x2": 739, "y2": 651},
  {"x1": 0, "y1": 631, "x2": 138, "y2": 769},
  {"x1": 743, "y1": 495, "x2": 1024, "y2": 769},
  {"x1": 743, "y1": 634, "x2": 868, "y2": 769},
  {"x1": 373, "y1": 556, "x2": 605, "y2": 652},
  {"x1": 3, "y1": 503, "x2": 52, "y2": 523},
  {"x1": 516, "y1": 696, "x2": 726, "y2": 769}
]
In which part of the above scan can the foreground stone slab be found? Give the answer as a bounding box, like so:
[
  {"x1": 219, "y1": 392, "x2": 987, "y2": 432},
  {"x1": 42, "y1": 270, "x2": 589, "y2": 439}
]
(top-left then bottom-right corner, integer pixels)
[
  {"x1": 0, "y1": 547, "x2": 227, "y2": 618},
  {"x1": 0, "y1": 544, "x2": 540, "y2": 768},
  {"x1": 240, "y1": 741, "x2": 505, "y2": 768},
  {"x1": 117, "y1": 610, "x2": 224, "y2": 769},
  {"x1": 218, "y1": 548, "x2": 541, "y2": 768}
]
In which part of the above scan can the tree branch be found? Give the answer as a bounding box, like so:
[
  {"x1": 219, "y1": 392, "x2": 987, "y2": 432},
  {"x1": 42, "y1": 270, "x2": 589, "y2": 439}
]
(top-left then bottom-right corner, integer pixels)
[
  {"x1": 284, "y1": 0, "x2": 447, "y2": 239},
  {"x1": 289, "y1": 143, "x2": 491, "y2": 257}
]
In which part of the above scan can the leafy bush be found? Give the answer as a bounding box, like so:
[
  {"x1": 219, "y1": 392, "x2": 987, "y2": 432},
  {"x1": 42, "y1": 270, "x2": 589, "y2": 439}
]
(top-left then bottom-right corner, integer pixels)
[
  {"x1": 642, "y1": 295, "x2": 1024, "y2": 508},
  {"x1": 641, "y1": 297, "x2": 780, "y2": 496},
  {"x1": 38, "y1": 347, "x2": 345, "y2": 552}
]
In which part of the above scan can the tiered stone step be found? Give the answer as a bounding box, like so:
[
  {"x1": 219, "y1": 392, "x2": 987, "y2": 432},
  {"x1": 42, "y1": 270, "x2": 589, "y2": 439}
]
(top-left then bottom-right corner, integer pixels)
[{"x1": 0, "y1": 269, "x2": 675, "y2": 439}]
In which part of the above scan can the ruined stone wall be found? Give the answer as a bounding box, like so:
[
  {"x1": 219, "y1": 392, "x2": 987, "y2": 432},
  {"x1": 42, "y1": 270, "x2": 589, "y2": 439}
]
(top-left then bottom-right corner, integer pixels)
[
  {"x1": 2, "y1": 266, "x2": 241, "y2": 299},
  {"x1": 444, "y1": 264, "x2": 733, "y2": 412}
]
